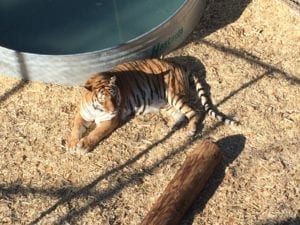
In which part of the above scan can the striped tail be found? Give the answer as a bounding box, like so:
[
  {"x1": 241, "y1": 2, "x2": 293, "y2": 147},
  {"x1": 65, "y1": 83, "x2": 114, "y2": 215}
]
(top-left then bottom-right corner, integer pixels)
[{"x1": 192, "y1": 73, "x2": 238, "y2": 126}]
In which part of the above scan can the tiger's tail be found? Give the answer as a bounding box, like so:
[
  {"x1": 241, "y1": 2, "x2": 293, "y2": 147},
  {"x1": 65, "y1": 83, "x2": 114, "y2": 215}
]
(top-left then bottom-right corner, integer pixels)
[{"x1": 192, "y1": 72, "x2": 239, "y2": 126}]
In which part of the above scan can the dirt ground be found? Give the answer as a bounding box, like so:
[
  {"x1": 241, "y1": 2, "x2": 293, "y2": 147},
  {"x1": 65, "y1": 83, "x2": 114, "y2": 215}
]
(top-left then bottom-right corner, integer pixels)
[{"x1": 0, "y1": 0, "x2": 299, "y2": 224}]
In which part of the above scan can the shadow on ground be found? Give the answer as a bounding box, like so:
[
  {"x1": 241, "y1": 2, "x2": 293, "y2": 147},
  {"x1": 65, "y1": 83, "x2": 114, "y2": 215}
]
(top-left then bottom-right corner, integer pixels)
[
  {"x1": 0, "y1": 52, "x2": 29, "y2": 103},
  {"x1": 199, "y1": 40, "x2": 300, "y2": 86},
  {"x1": 180, "y1": 0, "x2": 299, "y2": 86},
  {"x1": 259, "y1": 217, "x2": 300, "y2": 225},
  {"x1": 183, "y1": 0, "x2": 251, "y2": 43},
  {"x1": 1, "y1": 132, "x2": 246, "y2": 224}
]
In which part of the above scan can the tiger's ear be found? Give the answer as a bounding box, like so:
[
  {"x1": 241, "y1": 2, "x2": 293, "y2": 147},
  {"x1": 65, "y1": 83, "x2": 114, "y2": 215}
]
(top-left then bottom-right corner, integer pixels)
[
  {"x1": 110, "y1": 76, "x2": 117, "y2": 86},
  {"x1": 84, "y1": 83, "x2": 92, "y2": 92},
  {"x1": 84, "y1": 74, "x2": 99, "y2": 91}
]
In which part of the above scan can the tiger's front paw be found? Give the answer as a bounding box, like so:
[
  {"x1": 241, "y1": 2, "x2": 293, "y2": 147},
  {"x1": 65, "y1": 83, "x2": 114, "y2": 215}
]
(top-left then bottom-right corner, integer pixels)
[
  {"x1": 75, "y1": 137, "x2": 92, "y2": 155},
  {"x1": 187, "y1": 128, "x2": 197, "y2": 137},
  {"x1": 67, "y1": 137, "x2": 80, "y2": 154},
  {"x1": 186, "y1": 122, "x2": 198, "y2": 137},
  {"x1": 67, "y1": 137, "x2": 91, "y2": 155}
]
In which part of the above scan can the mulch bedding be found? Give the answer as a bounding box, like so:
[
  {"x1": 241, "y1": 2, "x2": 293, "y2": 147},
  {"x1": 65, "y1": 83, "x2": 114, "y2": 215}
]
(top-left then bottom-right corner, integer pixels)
[{"x1": 0, "y1": 0, "x2": 299, "y2": 224}]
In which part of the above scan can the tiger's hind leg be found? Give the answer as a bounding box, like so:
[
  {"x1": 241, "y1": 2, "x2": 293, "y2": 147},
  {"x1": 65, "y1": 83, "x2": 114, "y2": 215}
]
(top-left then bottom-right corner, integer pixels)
[
  {"x1": 168, "y1": 95, "x2": 199, "y2": 136},
  {"x1": 163, "y1": 106, "x2": 187, "y2": 130}
]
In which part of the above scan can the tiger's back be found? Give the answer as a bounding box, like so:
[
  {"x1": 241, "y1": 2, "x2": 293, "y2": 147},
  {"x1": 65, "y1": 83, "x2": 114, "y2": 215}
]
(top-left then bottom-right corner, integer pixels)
[{"x1": 111, "y1": 59, "x2": 191, "y2": 119}]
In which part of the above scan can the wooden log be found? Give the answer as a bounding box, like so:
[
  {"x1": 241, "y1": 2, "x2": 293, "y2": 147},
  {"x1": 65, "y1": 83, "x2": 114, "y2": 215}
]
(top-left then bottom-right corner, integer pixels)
[{"x1": 140, "y1": 139, "x2": 222, "y2": 225}]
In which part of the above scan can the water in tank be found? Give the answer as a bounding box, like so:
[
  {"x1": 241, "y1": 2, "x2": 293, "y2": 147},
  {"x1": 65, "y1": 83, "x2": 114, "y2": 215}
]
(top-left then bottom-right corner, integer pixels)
[{"x1": 0, "y1": 0, "x2": 186, "y2": 55}]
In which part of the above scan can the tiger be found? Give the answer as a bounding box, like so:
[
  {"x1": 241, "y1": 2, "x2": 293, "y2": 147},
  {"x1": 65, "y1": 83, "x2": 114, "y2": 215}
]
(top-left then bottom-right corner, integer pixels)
[{"x1": 67, "y1": 58, "x2": 238, "y2": 154}]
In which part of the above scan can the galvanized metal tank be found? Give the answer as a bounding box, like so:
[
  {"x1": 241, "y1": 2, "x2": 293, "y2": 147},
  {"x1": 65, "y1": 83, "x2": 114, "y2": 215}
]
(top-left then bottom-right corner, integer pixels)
[{"x1": 0, "y1": 0, "x2": 206, "y2": 85}]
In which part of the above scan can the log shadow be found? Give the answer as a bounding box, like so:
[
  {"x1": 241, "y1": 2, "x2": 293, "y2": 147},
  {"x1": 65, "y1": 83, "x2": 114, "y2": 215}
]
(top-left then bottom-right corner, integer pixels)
[{"x1": 183, "y1": 134, "x2": 246, "y2": 225}]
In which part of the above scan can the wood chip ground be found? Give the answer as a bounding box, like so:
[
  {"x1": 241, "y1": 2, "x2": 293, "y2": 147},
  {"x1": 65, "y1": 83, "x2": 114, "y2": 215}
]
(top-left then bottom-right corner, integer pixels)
[{"x1": 0, "y1": 0, "x2": 299, "y2": 224}]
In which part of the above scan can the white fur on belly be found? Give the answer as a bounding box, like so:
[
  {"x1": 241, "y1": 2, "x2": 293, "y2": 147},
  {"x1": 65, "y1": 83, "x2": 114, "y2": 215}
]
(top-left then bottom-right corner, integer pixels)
[{"x1": 121, "y1": 99, "x2": 166, "y2": 120}]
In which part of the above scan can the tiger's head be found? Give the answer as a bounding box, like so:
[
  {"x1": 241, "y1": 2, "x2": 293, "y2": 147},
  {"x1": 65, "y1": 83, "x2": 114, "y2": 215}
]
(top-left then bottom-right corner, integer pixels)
[{"x1": 84, "y1": 73, "x2": 121, "y2": 115}]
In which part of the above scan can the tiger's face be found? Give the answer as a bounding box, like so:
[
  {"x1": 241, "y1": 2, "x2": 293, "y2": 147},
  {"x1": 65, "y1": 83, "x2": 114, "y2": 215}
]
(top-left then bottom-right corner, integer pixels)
[
  {"x1": 84, "y1": 74, "x2": 121, "y2": 115},
  {"x1": 93, "y1": 87, "x2": 120, "y2": 114}
]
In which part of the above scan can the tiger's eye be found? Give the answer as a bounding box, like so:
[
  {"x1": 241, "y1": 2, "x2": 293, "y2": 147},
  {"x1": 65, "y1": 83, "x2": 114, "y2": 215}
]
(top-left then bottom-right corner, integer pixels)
[{"x1": 98, "y1": 93, "x2": 105, "y2": 102}]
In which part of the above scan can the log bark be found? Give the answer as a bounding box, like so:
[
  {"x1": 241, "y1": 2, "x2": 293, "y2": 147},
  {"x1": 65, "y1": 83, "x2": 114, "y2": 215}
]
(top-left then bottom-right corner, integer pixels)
[{"x1": 140, "y1": 139, "x2": 222, "y2": 225}]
